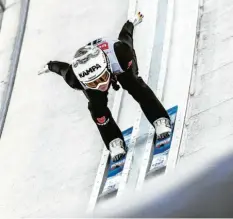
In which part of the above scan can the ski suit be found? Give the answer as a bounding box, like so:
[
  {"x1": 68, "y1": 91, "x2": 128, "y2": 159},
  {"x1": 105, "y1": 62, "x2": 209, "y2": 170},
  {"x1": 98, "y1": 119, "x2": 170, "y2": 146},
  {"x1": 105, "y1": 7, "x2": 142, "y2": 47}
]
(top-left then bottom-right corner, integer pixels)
[{"x1": 47, "y1": 21, "x2": 170, "y2": 149}]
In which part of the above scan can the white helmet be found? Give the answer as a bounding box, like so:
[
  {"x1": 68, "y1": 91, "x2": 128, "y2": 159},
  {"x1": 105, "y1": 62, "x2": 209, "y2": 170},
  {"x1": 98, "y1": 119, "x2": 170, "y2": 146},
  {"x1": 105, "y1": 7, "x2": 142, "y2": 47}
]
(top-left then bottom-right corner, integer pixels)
[{"x1": 72, "y1": 46, "x2": 111, "y2": 92}]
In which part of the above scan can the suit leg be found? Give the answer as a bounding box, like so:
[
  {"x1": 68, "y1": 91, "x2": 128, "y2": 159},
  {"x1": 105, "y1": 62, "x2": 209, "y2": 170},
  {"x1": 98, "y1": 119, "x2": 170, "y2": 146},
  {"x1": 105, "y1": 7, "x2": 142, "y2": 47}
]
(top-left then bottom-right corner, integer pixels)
[{"x1": 85, "y1": 90, "x2": 124, "y2": 149}]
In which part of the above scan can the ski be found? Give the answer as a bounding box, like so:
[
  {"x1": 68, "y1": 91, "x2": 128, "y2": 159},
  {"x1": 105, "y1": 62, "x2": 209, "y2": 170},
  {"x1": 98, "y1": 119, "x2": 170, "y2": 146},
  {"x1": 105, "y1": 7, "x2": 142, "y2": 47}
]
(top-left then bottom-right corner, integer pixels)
[{"x1": 136, "y1": 105, "x2": 178, "y2": 190}]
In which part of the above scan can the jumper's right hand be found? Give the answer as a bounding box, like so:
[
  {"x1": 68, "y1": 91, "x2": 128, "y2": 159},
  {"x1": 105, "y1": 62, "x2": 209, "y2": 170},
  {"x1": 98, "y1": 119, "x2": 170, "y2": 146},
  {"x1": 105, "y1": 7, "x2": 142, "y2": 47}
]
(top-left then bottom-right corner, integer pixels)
[
  {"x1": 129, "y1": 12, "x2": 144, "y2": 27},
  {"x1": 38, "y1": 64, "x2": 50, "y2": 75}
]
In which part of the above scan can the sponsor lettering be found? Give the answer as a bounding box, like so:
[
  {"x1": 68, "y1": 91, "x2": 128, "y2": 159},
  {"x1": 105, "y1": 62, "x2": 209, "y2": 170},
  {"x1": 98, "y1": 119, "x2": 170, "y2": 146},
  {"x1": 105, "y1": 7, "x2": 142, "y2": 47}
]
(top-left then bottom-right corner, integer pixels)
[
  {"x1": 107, "y1": 185, "x2": 116, "y2": 191},
  {"x1": 111, "y1": 159, "x2": 125, "y2": 169},
  {"x1": 151, "y1": 156, "x2": 166, "y2": 169},
  {"x1": 97, "y1": 42, "x2": 109, "y2": 50},
  {"x1": 156, "y1": 138, "x2": 170, "y2": 148},
  {"x1": 79, "y1": 64, "x2": 101, "y2": 78}
]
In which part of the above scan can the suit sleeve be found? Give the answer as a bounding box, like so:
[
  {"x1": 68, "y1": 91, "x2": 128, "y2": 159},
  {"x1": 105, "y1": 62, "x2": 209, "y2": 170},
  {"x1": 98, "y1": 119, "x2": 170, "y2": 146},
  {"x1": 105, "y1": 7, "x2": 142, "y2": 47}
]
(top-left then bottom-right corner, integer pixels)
[
  {"x1": 47, "y1": 61, "x2": 84, "y2": 90},
  {"x1": 118, "y1": 21, "x2": 134, "y2": 48},
  {"x1": 115, "y1": 21, "x2": 139, "y2": 74}
]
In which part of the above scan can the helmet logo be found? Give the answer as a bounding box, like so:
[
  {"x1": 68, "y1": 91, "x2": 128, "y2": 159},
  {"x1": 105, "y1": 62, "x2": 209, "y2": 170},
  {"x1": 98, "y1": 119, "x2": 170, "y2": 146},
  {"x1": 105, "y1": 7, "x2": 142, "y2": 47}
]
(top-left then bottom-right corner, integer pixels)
[
  {"x1": 79, "y1": 64, "x2": 101, "y2": 78},
  {"x1": 73, "y1": 47, "x2": 100, "y2": 67}
]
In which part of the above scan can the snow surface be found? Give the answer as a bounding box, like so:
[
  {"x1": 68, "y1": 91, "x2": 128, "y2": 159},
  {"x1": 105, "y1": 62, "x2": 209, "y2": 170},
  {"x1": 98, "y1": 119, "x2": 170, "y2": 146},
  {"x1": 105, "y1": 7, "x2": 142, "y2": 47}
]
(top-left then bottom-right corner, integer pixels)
[
  {"x1": 0, "y1": 0, "x2": 20, "y2": 111},
  {"x1": 179, "y1": 0, "x2": 233, "y2": 161}
]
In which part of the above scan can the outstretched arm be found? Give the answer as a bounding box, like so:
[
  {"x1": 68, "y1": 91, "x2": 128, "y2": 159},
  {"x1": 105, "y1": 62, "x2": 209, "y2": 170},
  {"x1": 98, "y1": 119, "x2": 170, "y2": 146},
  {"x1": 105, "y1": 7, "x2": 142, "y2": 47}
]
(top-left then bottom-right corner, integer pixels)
[
  {"x1": 118, "y1": 12, "x2": 144, "y2": 48},
  {"x1": 38, "y1": 61, "x2": 84, "y2": 90},
  {"x1": 38, "y1": 61, "x2": 69, "y2": 76},
  {"x1": 118, "y1": 21, "x2": 134, "y2": 48},
  {"x1": 116, "y1": 12, "x2": 144, "y2": 74},
  {"x1": 47, "y1": 61, "x2": 70, "y2": 77}
]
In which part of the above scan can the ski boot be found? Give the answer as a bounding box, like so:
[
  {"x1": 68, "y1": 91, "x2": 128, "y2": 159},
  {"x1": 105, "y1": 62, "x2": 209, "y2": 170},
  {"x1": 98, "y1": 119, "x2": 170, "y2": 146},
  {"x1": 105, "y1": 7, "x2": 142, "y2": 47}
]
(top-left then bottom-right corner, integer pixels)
[
  {"x1": 153, "y1": 117, "x2": 172, "y2": 143},
  {"x1": 109, "y1": 138, "x2": 127, "y2": 162}
]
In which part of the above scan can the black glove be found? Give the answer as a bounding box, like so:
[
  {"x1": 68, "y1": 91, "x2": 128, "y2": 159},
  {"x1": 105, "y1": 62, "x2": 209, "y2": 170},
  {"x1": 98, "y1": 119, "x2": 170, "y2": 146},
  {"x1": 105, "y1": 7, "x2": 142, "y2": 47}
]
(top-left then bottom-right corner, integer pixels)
[{"x1": 111, "y1": 75, "x2": 120, "y2": 91}]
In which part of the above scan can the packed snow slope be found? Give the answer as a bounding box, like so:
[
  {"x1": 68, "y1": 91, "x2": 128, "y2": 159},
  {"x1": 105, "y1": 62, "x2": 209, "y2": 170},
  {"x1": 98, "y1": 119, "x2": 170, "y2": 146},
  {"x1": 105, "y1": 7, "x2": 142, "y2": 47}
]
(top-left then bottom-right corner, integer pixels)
[
  {"x1": 0, "y1": 0, "x2": 129, "y2": 217},
  {"x1": 178, "y1": 0, "x2": 233, "y2": 164}
]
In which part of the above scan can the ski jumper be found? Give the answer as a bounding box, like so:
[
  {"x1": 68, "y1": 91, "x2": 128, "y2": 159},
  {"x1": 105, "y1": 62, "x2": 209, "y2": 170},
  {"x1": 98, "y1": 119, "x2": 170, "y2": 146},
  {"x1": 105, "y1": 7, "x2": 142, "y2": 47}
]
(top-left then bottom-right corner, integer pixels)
[{"x1": 47, "y1": 21, "x2": 170, "y2": 149}]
